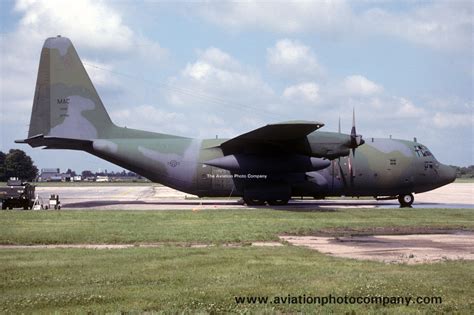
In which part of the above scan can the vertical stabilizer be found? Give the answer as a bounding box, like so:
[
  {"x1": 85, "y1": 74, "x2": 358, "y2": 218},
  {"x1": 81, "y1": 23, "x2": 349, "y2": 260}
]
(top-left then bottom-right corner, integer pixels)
[{"x1": 28, "y1": 36, "x2": 114, "y2": 140}]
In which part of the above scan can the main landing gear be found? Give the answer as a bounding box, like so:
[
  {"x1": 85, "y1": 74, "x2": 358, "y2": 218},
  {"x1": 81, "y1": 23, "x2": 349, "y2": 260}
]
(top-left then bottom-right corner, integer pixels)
[
  {"x1": 398, "y1": 193, "x2": 414, "y2": 207},
  {"x1": 243, "y1": 198, "x2": 290, "y2": 206}
]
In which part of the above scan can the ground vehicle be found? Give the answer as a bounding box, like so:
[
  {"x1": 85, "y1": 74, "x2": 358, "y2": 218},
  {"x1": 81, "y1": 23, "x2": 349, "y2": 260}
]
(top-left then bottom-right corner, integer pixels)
[
  {"x1": 33, "y1": 196, "x2": 45, "y2": 210},
  {"x1": 49, "y1": 194, "x2": 61, "y2": 210},
  {"x1": 0, "y1": 179, "x2": 35, "y2": 210}
]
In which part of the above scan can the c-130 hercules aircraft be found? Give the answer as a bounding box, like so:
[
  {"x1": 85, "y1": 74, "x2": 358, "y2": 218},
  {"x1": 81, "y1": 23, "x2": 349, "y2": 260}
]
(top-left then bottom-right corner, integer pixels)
[{"x1": 17, "y1": 36, "x2": 456, "y2": 207}]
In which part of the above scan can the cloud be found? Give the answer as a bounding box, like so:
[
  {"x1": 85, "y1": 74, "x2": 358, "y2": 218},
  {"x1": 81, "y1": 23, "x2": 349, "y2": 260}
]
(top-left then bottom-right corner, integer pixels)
[
  {"x1": 267, "y1": 39, "x2": 323, "y2": 78},
  {"x1": 111, "y1": 105, "x2": 240, "y2": 139},
  {"x1": 362, "y1": 1, "x2": 473, "y2": 51},
  {"x1": 343, "y1": 75, "x2": 383, "y2": 97},
  {"x1": 195, "y1": 0, "x2": 473, "y2": 52},
  {"x1": 432, "y1": 112, "x2": 474, "y2": 128},
  {"x1": 167, "y1": 47, "x2": 276, "y2": 115},
  {"x1": 395, "y1": 97, "x2": 425, "y2": 118},
  {"x1": 14, "y1": 0, "x2": 131, "y2": 51},
  {"x1": 198, "y1": 47, "x2": 241, "y2": 71},
  {"x1": 111, "y1": 105, "x2": 189, "y2": 135},
  {"x1": 12, "y1": 0, "x2": 167, "y2": 57},
  {"x1": 0, "y1": 0, "x2": 167, "y2": 129},
  {"x1": 283, "y1": 82, "x2": 320, "y2": 104},
  {"x1": 195, "y1": 0, "x2": 352, "y2": 34},
  {"x1": 82, "y1": 59, "x2": 120, "y2": 88}
]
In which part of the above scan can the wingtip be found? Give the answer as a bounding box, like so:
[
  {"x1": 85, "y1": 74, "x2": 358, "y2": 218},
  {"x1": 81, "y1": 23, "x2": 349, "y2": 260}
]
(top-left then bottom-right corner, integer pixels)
[{"x1": 273, "y1": 120, "x2": 325, "y2": 127}]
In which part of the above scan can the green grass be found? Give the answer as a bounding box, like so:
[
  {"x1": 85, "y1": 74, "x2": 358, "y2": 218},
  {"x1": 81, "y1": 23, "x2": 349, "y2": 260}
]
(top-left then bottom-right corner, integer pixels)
[
  {"x1": 1, "y1": 208, "x2": 473, "y2": 313},
  {"x1": 1, "y1": 247, "x2": 473, "y2": 313},
  {"x1": 1, "y1": 208, "x2": 473, "y2": 245}
]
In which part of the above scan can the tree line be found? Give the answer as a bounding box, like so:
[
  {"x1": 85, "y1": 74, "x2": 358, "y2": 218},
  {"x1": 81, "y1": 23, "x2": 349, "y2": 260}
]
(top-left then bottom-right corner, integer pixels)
[
  {"x1": 80, "y1": 170, "x2": 138, "y2": 178},
  {"x1": 450, "y1": 165, "x2": 474, "y2": 179},
  {"x1": 0, "y1": 149, "x2": 138, "y2": 182},
  {"x1": 0, "y1": 150, "x2": 38, "y2": 182}
]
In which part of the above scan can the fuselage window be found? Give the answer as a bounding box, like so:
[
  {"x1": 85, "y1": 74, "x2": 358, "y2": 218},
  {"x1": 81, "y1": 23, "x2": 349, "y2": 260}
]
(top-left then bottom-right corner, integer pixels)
[
  {"x1": 414, "y1": 146, "x2": 422, "y2": 157},
  {"x1": 390, "y1": 159, "x2": 397, "y2": 165},
  {"x1": 414, "y1": 145, "x2": 431, "y2": 157}
]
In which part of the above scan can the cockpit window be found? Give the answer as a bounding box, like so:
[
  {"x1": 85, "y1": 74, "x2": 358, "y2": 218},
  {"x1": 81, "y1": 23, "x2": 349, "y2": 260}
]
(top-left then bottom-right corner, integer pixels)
[{"x1": 414, "y1": 145, "x2": 432, "y2": 157}]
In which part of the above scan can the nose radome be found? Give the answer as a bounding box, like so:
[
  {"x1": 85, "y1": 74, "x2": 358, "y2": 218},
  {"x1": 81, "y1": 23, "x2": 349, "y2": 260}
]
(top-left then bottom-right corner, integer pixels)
[{"x1": 440, "y1": 164, "x2": 456, "y2": 184}]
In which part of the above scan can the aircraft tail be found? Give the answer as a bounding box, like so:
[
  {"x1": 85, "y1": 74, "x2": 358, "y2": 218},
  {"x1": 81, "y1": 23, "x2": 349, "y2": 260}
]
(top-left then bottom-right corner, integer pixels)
[
  {"x1": 17, "y1": 36, "x2": 183, "y2": 149},
  {"x1": 26, "y1": 36, "x2": 115, "y2": 141}
]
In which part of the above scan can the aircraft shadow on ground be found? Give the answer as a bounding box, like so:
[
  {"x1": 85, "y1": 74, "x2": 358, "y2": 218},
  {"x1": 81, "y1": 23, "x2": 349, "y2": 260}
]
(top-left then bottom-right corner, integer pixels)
[
  {"x1": 61, "y1": 200, "x2": 473, "y2": 210},
  {"x1": 62, "y1": 199, "x2": 404, "y2": 211}
]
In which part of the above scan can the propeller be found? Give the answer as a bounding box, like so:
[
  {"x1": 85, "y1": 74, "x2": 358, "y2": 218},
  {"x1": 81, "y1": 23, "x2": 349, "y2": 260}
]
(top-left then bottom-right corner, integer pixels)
[
  {"x1": 332, "y1": 116, "x2": 341, "y2": 190},
  {"x1": 349, "y1": 108, "x2": 364, "y2": 156},
  {"x1": 336, "y1": 110, "x2": 365, "y2": 191}
]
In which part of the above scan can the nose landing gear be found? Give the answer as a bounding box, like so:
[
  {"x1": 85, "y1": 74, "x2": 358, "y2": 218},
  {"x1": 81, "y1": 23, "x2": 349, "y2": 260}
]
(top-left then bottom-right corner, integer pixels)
[{"x1": 398, "y1": 193, "x2": 414, "y2": 207}]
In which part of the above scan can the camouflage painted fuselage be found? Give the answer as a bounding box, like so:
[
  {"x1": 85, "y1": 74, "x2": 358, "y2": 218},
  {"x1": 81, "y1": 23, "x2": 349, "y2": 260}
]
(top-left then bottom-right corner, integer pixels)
[
  {"x1": 89, "y1": 134, "x2": 454, "y2": 198},
  {"x1": 19, "y1": 36, "x2": 456, "y2": 203}
]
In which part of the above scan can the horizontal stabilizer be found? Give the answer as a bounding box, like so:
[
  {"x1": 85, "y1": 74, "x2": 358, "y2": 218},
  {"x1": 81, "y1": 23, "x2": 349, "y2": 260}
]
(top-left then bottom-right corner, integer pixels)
[{"x1": 15, "y1": 134, "x2": 92, "y2": 150}]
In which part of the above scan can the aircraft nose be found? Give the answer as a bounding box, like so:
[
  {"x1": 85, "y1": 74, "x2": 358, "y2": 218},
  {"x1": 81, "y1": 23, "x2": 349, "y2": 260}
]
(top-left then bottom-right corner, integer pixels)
[{"x1": 439, "y1": 164, "x2": 456, "y2": 185}]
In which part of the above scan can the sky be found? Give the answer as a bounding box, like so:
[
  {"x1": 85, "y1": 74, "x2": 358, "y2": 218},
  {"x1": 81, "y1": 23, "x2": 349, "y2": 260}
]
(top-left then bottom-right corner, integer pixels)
[{"x1": 0, "y1": 0, "x2": 473, "y2": 173}]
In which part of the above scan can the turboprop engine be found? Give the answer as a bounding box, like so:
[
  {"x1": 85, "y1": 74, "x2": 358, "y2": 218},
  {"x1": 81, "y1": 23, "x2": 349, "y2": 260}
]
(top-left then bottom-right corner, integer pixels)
[{"x1": 204, "y1": 154, "x2": 330, "y2": 174}]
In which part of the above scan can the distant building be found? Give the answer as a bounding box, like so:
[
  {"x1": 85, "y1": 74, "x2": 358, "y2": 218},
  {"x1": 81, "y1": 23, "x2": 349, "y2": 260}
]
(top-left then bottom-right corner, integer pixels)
[
  {"x1": 39, "y1": 168, "x2": 60, "y2": 182},
  {"x1": 39, "y1": 168, "x2": 80, "y2": 182},
  {"x1": 96, "y1": 175, "x2": 110, "y2": 182},
  {"x1": 72, "y1": 175, "x2": 82, "y2": 182}
]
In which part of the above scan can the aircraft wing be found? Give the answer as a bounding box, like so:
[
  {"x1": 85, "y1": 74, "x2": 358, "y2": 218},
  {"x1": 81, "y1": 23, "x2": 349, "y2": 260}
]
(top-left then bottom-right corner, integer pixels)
[{"x1": 219, "y1": 120, "x2": 324, "y2": 155}]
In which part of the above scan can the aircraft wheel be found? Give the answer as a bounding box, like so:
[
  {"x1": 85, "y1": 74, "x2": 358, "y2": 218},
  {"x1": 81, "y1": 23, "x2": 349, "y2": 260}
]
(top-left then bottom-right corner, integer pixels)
[
  {"x1": 267, "y1": 199, "x2": 289, "y2": 206},
  {"x1": 398, "y1": 193, "x2": 414, "y2": 207},
  {"x1": 243, "y1": 198, "x2": 266, "y2": 206}
]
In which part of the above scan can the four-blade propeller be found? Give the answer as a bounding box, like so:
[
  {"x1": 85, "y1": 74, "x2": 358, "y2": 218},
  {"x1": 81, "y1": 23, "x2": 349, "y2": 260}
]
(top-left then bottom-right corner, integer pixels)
[
  {"x1": 349, "y1": 108, "x2": 365, "y2": 156},
  {"x1": 337, "y1": 109, "x2": 365, "y2": 190}
]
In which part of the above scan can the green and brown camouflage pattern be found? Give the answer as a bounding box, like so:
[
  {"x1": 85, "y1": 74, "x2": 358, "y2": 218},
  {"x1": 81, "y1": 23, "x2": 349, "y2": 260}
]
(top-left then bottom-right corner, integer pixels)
[{"x1": 18, "y1": 37, "x2": 456, "y2": 203}]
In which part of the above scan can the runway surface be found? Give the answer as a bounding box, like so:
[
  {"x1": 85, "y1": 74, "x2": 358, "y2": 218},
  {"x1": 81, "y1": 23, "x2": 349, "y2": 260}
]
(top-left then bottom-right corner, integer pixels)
[{"x1": 34, "y1": 182, "x2": 473, "y2": 210}]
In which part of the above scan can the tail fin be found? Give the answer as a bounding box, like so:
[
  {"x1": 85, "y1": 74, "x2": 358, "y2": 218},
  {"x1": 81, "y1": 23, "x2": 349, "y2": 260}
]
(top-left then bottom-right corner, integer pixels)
[{"x1": 27, "y1": 36, "x2": 114, "y2": 140}]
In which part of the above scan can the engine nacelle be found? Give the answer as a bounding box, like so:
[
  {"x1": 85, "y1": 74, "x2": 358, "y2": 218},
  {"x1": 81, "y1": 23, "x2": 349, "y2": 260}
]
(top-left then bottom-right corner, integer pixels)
[
  {"x1": 305, "y1": 132, "x2": 351, "y2": 159},
  {"x1": 204, "y1": 154, "x2": 330, "y2": 174}
]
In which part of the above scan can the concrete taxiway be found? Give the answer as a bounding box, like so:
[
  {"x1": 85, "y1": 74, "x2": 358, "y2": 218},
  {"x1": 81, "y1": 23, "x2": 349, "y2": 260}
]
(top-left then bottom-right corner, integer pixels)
[
  {"x1": 34, "y1": 182, "x2": 473, "y2": 210},
  {"x1": 281, "y1": 232, "x2": 474, "y2": 264}
]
